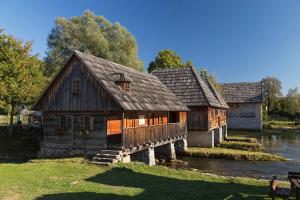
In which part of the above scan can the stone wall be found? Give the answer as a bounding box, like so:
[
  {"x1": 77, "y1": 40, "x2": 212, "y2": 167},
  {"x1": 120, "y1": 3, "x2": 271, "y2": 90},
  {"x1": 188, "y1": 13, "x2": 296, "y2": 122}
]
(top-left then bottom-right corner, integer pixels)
[
  {"x1": 227, "y1": 103, "x2": 262, "y2": 131},
  {"x1": 38, "y1": 143, "x2": 105, "y2": 158},
  {"x1": 187, "y1": 130, "x2": 214, "y2": 147}
]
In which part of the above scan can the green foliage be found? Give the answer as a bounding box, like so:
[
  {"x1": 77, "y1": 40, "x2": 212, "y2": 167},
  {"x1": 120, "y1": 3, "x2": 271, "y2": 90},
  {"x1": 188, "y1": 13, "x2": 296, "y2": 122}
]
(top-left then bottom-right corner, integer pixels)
[
  {"x1": 218, "y1": 141, "x2": 263, "y2": 151},
  {"x1": 148, "y1": 49, "x2": 183, "y2": 72},
  {"x1": 0, "y1": 29, "x2": 46, "y2": 126},
  {"x1": 182, "y1": 147, "x2": 286, "y2": 161},
  {"x1": 286, "y1": 87, "x2": 300, "y2": 115},
  {"x1": 45, "y1": 10, "x2": 143, "y2": 76},
  {"x1": 262, "y1": 77, "x2": 282, "y2": 114},
  {"x1": 199, "y1": 67, "x2": 220, "y2": 91}
]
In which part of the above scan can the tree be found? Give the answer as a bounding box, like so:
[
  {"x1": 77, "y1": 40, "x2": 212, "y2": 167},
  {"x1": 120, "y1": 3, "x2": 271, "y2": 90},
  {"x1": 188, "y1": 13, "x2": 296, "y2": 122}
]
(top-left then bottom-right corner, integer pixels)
[
  {"x1": 286, "y1": 87, "x2": 300, "y2": 116},
  {"x1": 45, "y1": 10, "x2": 143, "y2": 76},
  {"x1": 147, "y1": 49, "x2": 183, "y2": 72},
  {"x1": 184, "y1": 60, "x2": 195, "y2": 67},
  {"x1": 200, "y1": 67, "x2": 220, "y2": 91},
  {"x1": 262, "y1": 77, "x2": 282, "y2": 115},
  {"x1": 0, "y1": 29, "x2": 45, "y2": 132}
]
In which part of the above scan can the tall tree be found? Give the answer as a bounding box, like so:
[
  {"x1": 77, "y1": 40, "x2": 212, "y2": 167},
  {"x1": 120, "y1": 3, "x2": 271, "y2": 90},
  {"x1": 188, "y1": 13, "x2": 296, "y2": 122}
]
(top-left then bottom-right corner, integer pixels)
[
  {"x1": 45, "y1": 10, "x2": 143, "y2": 76},
  {"x1": 148, "y1": 49, "x2": 183, "y2": 72},
  {"x1": 262, "y1": 77, "x2": 282, "y2": 114},
  {"x1": 200, "y1": 67, "x2": 220, "y2": 91},
  {"x1": 286, "y1": 87, "x2": 300, "y2": 116},
  {"x1": 0, "y1": 29, "x2": 45, "y2": 132}
]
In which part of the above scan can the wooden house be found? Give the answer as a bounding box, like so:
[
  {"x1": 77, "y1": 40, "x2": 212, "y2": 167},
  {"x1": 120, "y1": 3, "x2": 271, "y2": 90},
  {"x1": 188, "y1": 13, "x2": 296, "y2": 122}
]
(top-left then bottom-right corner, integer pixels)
[
  {"x1": 33, "y1": 50, "x2": 189, "y2": 165},
  {"x1": 152, "y1": 67, "x2": 229, "y2": 147},
  {"x1": 220, "y1": 82, "x2": 263, "y2": 131}
]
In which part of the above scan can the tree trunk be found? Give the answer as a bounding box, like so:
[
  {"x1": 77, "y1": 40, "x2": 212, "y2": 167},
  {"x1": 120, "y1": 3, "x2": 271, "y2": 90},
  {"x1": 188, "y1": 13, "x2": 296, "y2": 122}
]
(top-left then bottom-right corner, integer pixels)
[{"x1": 9, "y1": 104, "x2": 15, "y2": 134}]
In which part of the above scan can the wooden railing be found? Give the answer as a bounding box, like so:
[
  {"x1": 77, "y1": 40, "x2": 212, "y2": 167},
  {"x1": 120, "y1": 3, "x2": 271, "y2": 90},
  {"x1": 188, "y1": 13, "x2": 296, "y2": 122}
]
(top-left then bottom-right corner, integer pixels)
[{"x1": 123, "y1": 123, "x2": 186, "y2": 149}]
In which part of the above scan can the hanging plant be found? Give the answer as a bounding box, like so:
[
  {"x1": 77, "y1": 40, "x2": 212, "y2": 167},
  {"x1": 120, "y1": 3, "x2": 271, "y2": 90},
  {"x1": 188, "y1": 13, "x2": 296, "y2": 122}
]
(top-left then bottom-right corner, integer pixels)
[{"x1": 79, "y1": 128, "x2": 89, "y2": 138}]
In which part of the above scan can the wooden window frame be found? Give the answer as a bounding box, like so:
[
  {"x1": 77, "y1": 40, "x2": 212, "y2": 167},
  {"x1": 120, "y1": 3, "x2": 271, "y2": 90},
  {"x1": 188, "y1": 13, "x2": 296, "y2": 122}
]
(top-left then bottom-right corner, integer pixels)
[
  {"x1": 60, "y1": 116, "x2": 66, "y2": 129},
  {"x1": 72, "y1": 79, "x2": 81, "y2": 96},
  {"x1": 138, "y1": 114, "x2": 146, "y2": 126},
  {"x1": 159, "y1": 114, "x2": 163, "y2": 124}
]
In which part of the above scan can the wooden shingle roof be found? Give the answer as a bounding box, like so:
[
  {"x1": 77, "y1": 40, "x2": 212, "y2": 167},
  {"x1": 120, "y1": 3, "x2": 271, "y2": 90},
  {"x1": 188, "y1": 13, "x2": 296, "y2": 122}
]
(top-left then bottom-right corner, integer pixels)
[
  {"x1": 151, "y1": 67, "x2": 229, "y2": 109},
  {"x1": 220, "y1": 82, "x2": 263, "y2": 103},
  {"x1": 74, "y1": 51, "x2": 188, "y2": 111}
]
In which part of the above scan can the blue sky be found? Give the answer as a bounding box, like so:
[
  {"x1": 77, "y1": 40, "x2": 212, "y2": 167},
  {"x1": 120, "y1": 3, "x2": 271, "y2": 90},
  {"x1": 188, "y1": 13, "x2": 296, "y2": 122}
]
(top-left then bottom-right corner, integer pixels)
[{"x1": 1, "y1": 0, "x2": 300, "y2": 94}]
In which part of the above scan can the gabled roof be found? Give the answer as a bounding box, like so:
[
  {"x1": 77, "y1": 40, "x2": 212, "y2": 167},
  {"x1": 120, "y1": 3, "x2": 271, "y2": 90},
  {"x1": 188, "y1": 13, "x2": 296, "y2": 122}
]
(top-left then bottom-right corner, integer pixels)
[
  {"x1": 33, "y1": 50, "x2": 188, "y2": 112},
  {"x1": 220, "y1": 82, "x2": 263, "y2": 103},
  {"x1": 151, "y1": 67, "x2": 229, "y2": 109}
]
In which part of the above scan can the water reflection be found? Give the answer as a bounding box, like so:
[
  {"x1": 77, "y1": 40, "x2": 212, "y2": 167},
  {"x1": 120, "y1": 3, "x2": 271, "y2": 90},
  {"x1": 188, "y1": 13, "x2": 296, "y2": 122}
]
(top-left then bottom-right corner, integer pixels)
[{"x1": 166, "y1": 131, "x2": 300, "y2": 179}]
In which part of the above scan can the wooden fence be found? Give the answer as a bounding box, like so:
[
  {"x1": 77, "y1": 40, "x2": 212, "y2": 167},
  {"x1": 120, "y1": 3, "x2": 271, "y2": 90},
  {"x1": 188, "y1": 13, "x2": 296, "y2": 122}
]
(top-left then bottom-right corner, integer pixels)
[{"x1": 123, "y1": 123, "x2": 186, "y2": 148}]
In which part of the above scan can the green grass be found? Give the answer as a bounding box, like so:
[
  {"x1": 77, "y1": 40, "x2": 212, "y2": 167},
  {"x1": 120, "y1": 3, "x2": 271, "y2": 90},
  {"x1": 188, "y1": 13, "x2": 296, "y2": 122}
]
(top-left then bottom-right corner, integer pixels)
[
  {"x1": 0, "y1": 158, "x2": 291, "y2": 200},
  {"x1": 182, "y1": 147, "x2": 287, "y2": 161},
  {"x1": 219, "y1": 141, "x2": 263, "y2": 151},
  {"x1": 264, "y1": 120, "x2": 300, "y2": 130},
  {"x1": 227, "y1": 136, "x2": 258, "y2": 144}
]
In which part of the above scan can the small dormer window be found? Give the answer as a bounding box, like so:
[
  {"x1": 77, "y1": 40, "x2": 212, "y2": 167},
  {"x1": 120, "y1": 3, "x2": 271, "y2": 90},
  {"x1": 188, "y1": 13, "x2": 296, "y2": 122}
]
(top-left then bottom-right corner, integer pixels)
[
  {"x1": 72, "y1": 79, "x2": 81, "y2": 95},
  {"x1": 123, "y1": 82, "x2": 130, "y2": 91},
  {"x1": 113, "y1": 73, "x2": 132, "y2": 92}
]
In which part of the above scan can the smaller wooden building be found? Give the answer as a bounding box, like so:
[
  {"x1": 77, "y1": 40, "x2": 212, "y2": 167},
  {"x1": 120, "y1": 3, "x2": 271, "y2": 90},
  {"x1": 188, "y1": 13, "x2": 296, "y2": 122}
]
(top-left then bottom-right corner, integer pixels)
[
  {"x1": 220, "y1": 82, "x2": 263, "y2": 131},
  {"x1": 152, "y1": 67, "x2": 229, "y2": 147},
  {"x1": 33, "y1": 50, "x2": 188, "y2": 163}
]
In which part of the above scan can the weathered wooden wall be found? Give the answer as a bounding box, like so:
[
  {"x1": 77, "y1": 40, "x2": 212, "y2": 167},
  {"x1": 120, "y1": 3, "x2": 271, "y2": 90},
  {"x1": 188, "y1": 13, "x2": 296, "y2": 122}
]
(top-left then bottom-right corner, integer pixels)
[
  {"x1": 208, "y1": 107, "x2": 227, "y2": 129},
  {"x1": 43, "y1": 113, "x2": 107, "y2": 148},
  {"x1": 187, "y1": 106, "x2": 208, "y2": 130},
  {"x1": 36, "y1": 56, "x2": 120, "y2": 112},
  {"x1": 124, "y1": 111, "x2": 168, "y2": 128}
]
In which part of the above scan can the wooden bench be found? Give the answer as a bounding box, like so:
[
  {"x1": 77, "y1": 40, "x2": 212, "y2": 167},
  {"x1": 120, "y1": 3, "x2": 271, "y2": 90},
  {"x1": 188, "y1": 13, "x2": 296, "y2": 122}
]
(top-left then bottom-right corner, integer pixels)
[
  {"x1": 269, "y1": 176, "x2": 291, "y2": 200},
  {"x1": 288, "y1": 172, "x2": 300, "y2": 200}
]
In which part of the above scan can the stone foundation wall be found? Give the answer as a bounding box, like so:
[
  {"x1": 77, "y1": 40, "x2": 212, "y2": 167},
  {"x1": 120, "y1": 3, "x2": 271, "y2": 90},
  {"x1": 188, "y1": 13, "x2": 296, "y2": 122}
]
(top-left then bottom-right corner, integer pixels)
[
  {"x1": 38, "y1": 143, "x2": 105, "y2": 158},
  {"x1": 130, "y1": 147, "x2": 155, "y2": 166},
  {"x1": 187, "y1": 130, "x2": 214, "y2": 147}
]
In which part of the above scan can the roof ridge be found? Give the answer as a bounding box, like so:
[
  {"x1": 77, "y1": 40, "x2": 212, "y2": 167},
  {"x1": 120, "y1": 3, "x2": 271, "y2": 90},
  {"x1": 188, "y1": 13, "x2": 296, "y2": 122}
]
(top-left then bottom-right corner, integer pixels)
[
  {"x1": 205, "y1": 79, "x2": 229, "y2": 109},
  {"x1": 74, "y1": 50, "x2": 159, "y2": 79},
  {"x1": 190, "y1": 67, "x2": 212, "y2": 107},
  {"x1": 220, "y1": 81, "x2": 262, "y2": 85}
]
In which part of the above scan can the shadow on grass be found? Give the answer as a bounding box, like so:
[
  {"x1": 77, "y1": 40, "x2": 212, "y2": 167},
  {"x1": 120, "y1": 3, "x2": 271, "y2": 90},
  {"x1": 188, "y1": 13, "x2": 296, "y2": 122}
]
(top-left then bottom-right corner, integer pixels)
[{"x1": 36, "y1": 167, "x2": 269, "y2": 200}]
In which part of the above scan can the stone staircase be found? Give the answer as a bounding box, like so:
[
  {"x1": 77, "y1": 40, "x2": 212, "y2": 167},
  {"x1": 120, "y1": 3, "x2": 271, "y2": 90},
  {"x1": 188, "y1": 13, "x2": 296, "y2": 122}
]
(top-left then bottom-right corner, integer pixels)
[{"x1": 91, "y1": 147, "x2": 123, "y2": 166}]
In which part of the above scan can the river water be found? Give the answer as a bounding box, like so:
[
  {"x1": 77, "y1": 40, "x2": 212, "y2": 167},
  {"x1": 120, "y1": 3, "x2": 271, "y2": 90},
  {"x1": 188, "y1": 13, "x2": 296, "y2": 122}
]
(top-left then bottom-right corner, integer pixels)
[{"x1": 168, "y1": 131, "x2": 300, "y2": 179}]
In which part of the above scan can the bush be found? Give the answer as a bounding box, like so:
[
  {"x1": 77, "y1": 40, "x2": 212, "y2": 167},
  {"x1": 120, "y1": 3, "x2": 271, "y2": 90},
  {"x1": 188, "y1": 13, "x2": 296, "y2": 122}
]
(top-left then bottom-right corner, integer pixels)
[{"x1": 218, "y1": 141, "x2": 263, "y2": 151}]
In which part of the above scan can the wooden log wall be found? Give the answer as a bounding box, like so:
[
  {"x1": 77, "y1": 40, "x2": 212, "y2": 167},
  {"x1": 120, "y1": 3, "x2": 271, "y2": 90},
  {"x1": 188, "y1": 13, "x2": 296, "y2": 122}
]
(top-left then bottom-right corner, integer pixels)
[
  {"x1": 187, "y1": 106, "x2": 209, "y2": 130},
  {"x1": 43, "y1": 113, "x2": 106, "y2": 148},
  {"x1": 36, "y1": 56, "x2": 120, "y2": 112},
  {"x1": 208, "y1": 107, "x2": 227, "y2": 129}
]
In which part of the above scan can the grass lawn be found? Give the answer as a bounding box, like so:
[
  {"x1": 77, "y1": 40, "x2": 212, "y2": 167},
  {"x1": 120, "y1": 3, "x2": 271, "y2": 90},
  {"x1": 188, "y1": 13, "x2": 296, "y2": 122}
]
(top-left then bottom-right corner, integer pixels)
[
  {"x1": 0, "y1": 158, "x2": 287, "y2": 200},
  {"x1": 182, "y1": 147, "x2": 287, "y2": 161}
]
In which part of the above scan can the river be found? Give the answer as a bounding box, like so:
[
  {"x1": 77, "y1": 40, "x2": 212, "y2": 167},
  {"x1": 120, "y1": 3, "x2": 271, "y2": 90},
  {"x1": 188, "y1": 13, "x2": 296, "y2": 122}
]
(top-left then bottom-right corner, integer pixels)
[{"x1": 167, "y1": 131, "x2": 300, "y2": 179}]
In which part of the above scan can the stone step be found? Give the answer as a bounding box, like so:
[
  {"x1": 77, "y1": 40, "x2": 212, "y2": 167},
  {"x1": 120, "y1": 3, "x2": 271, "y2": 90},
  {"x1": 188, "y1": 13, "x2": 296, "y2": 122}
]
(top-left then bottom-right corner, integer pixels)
[
  {"x1": 90, "y1": 161, "x2": 112, "y2": 166},
  {"x1": 94, "y1": 154, "x2": 121, "y2": 160},
  {"x1": 98, "y1": 150, "x2": 122, "y2": 156},
  {"x1": 92, "y1": 157, "x2": 118, "y2": 163},
  {"x1": 106, "y1": 146, "x2": 123, "y2": 150}
]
